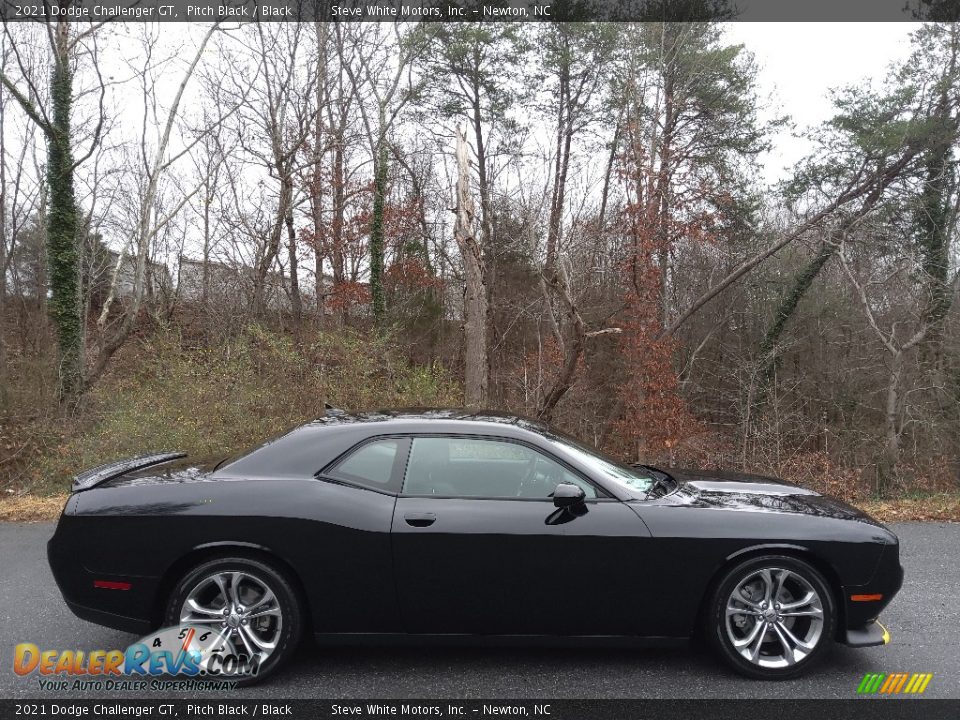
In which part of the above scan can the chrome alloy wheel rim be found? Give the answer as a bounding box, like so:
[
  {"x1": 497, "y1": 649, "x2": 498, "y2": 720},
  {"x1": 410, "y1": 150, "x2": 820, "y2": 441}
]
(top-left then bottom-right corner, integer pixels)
[
  {"x1": 179, "y1": 571, "x2": 282, "y2": 663},
  {"x1": 725, "y1": 567, "x2": 824, "y2": 668}
]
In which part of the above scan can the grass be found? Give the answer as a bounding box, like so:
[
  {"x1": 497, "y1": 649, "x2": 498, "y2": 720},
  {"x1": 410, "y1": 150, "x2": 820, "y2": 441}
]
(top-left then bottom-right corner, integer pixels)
[
  {"x1": 0, "y1": 494, "x2": 66, "y2": 522},
  {"x1": 858, "y1": 493, "x2": 960, "y2": 523}
]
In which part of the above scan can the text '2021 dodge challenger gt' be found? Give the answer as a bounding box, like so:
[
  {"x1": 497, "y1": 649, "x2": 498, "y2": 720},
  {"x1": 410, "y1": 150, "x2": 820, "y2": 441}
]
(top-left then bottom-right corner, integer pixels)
[{"x1": 48, "y1": 409, "x2": 903, "y2": 682}]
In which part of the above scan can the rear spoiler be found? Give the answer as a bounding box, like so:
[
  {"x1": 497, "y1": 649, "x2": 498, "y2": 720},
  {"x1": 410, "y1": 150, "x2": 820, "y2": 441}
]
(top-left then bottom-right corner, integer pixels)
[{"x1": 71, "y1": 452, "x2": 187, "y2": 493}]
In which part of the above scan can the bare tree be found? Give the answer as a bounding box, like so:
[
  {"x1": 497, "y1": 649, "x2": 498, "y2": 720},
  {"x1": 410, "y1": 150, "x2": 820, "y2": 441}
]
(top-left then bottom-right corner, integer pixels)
[
  {"x1": 454, "y1": 126, "x2": 487, "y2": 407},
  {"x1": 337, "y1": 23, "x2": 426, "y2": 324},
  {"x1": 229, "y1": 23, "x2": 317, "y2": 325},
  {"x1": 88, "y1": 24, "x2": 220, "y2": 385},
  {"x1": 839, "y1": 239, "x2": 959, "y2": 495},
  {"x1": 0, "y1": 14, "x2": 106, "y2": 400}
]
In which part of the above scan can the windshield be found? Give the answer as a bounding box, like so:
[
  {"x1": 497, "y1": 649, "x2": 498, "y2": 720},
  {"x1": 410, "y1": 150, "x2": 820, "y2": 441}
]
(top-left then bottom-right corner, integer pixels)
[{"x1": 544, "y1": 434, "x2": 654, "y2": 497}]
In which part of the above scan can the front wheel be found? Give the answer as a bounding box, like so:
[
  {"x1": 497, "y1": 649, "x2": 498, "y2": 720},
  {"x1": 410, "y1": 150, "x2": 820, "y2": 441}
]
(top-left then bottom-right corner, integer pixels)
[
  {"x1": 708, "y1": 555, "x2": 835, "y2": 679},
  {"x1": 164, "y1": 557, "x2": 302, "y2": 684}
]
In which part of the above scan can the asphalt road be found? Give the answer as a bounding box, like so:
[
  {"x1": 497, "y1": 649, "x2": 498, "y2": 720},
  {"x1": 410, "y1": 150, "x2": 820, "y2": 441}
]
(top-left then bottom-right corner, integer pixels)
[{"x1": 1, "y1": 522, "x2": 957, "y2": 700}]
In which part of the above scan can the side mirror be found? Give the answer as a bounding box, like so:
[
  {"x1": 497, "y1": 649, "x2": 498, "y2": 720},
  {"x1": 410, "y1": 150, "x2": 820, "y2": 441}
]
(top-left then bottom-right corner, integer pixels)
[{"x1": 553, "y1": 482, "x2": 586, "y2": 509}]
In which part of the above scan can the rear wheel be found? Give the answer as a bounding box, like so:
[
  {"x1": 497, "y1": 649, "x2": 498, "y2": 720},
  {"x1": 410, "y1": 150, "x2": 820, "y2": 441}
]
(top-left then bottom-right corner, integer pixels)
[
  {"x1": 708, "y1": 555, "x2": 835, "y2": 679},
  {"x1": 164, "y1": 557, "x2": 301, "y2": 684}
]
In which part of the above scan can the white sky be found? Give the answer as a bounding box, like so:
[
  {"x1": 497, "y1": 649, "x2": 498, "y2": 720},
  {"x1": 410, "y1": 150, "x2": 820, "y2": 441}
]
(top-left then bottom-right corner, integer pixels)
[
  {"x1": 151, "y1": 22, "x2": 927, "y2": 268},
  {"x1": 726, "y1": 22, "x2": 918, "y2": 184},
  {"x1": 1, "y1": 22, "x2": 928, "y2": 272}
]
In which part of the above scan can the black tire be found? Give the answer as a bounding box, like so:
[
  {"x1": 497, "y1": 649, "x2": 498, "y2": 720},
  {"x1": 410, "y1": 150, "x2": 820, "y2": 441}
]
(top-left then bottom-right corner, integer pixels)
[
  {"x1": 164, "y1": 556, "x2": 302, "y2": 685},
  {"x1": 707, "y1": 555, "x2": 835, "y2": 679}
]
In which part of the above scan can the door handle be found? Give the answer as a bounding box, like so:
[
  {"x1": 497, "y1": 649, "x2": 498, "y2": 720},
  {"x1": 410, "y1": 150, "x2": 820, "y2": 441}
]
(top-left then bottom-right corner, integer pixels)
[{"x1": 404, "y1": 512, "x2": 437, "y2": 527}]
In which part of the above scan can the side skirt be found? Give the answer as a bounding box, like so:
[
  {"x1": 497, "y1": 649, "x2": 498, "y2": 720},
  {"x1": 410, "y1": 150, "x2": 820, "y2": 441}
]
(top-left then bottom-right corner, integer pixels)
[{"x1": 312, "y1": 633, "x2": 688, "y2": 649}]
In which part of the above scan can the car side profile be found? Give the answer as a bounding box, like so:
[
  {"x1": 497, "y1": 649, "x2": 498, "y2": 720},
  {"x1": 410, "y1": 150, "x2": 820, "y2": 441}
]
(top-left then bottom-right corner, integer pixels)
[{"x1": 48, "y1": 409, "x2": 903, "y2": 682}]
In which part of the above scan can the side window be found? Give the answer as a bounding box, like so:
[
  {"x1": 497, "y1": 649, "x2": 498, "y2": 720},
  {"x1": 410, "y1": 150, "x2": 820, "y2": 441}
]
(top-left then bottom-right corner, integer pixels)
[
  {"x1": 326, "y1": 439, "x2": 402, "y2": 491},
  {"x1": 403, "y1": 437, "x2": 598, "y2": 499}
]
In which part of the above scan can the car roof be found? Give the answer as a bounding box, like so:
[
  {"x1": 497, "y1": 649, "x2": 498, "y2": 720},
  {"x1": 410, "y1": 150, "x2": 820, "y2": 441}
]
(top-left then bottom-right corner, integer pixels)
[
  {"x1": 300, "y1": 407, "x2": 554, "y2": 437},
  {"x1": 215, "y1": 406, "x2": 640, "y2": 501}
]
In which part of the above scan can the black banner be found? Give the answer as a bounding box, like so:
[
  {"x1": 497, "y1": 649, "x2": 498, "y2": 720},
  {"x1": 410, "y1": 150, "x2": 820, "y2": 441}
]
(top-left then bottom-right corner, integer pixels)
[
  {"x1": 1, "y1": 700, "x2": 959, "y2": 720},
  {"x1": 0, "y1": 0, "x2": 954, "y2": 22}
]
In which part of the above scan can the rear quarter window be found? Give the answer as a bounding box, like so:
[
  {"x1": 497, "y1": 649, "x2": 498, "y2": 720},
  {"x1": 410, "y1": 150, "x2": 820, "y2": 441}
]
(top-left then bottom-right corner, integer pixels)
[{"x1": 326, "y1": 439, "x2": 402, "y2": 489}]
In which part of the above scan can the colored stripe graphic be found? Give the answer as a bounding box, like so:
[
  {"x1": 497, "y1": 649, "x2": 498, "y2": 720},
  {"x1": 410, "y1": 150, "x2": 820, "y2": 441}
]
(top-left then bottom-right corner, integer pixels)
[
  {"x1": 857, "y1": 673, "x2": 885, "y2": 693},
  {"x1": 857, "y1": 673, "x2": 932, "y2": 695},
  {"x1": 892, "y1": 674, "x2": 909, "y2": 693}
]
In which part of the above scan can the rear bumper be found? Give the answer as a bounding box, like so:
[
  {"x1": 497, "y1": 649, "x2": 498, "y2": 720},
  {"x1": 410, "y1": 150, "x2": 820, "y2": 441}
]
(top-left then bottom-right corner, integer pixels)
[
  {"x1": 843, "y1": 619, "x2": 891, "y2": 648},
  {"x1": 64, "y1": 600, "x2": 152, "y2": 635},
  {"x1": 47, "y1": 518, "x2": 158, "y2": 636}
]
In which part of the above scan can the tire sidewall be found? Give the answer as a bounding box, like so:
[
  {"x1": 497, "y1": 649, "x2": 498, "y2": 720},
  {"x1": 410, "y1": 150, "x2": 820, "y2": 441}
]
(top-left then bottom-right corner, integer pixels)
[
  {"x1": 709, "y1": 554, "x2": 835, "y2": 679},
  {"x1": 164, "y1": 557, "x2": 301, "y2": 684}
]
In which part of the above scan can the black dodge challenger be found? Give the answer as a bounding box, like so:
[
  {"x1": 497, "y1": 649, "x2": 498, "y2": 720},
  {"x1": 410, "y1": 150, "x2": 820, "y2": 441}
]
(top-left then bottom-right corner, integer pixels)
[{"x1": 48, "y1": 409, "x2": 903, "y2": 682}]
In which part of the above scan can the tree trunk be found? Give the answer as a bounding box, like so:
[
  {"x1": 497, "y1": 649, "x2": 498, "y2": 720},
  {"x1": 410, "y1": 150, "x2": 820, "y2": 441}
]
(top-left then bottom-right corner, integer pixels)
[
  {"x1": 283, "y1": 170, "x2": 301, "y2": 330},
  {"x1": 313, "y1": 19, "x2": 329, "y2": 322},
  {"x1": 654, "y1": 47, "x2": 676, "y2": 328},
  {"x1": 597, "y1": 116, "x2": 621, "y2": 234},
  {"x1": 286, "y1": 205, "x2": 301, "y2": 329},
  {"x1": 254, "y1": 165, "x2": 292, "y2": 318},
  {"x1": 470, "y1": 73, "x2": 496, "y2": 391},
  {"x1": 537, "y1": 265, "x2": 587, "y2": 423},
  {"x1": 754, "y1": 241, "x2": 837, "y2": 403},
  {"x1": 331, "y1": 138, "x2": 346, "y2": 287},
  {"x1": 877, "y1": 352, "x2": 904, "y2": 498},
  {"x1": 311, "y1": 170, "x2": 325, "y2": 319},
  {"x1": 47, "y1": 20, "x2": 83, "y2": 402},
  {"x1": 310, "y1": 154, "x2": 325, "y2": 320},
  {"x1": 369, "y1": 138, "x2": 387, "y2": 324},
  {"x1": 201, "y1": 180, "x2": 212, "y2": 340},
  {"x1": 918, "y1": 30, "x2": 959, "y2": 359},
  {"x1": 538, "y1": 54, "x2": 587, "y2": 422},
  {"x1": 916, "y1": 127, "x2": 954, "y2": 359},
  {"x1": 454, "y1": 126, "x2": 487, "y2": 408},
  {"x1": 202, "y1": 193, "x2": 211, "y2": 308},
  {"x1": 0, "y1": 87, "x2": 7, "y2": 394},
  {"x1": 542, "y1": 63, "x2": 573, "y2": 347},
  {"x1": 545, "y1": 64, "x2": 569, "y2": 267}
]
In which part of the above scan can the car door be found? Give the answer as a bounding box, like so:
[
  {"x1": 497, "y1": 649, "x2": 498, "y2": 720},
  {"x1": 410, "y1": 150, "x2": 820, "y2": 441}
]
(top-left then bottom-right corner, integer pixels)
[{"x1": 390, "y1": 435, "x2": 651, "y2": 636}]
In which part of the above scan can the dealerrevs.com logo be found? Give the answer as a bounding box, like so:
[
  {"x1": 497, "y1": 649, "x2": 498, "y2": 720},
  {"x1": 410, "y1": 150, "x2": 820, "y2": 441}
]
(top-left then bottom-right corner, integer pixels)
[{"x1": 13, "y1": 625, "x2": 260, "y2": 691}]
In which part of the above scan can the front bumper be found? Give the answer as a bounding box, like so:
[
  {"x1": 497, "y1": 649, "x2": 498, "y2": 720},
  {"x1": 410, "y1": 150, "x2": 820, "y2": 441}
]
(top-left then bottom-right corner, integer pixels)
[
  {"x1": 843, "y1": 619, "x2": 891, "y2": 648},
  {"x1": 840, "y1": 536, "x2": 903, "y2": 647},
  {"x1": 842, "y1": 539, "x2": 904, "y2": 629}
]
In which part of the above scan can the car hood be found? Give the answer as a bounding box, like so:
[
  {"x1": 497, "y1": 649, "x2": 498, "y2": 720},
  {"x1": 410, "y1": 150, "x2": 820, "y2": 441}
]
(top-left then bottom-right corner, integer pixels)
[{"x1": 663, "y1": 468, "x2": 880, "y2": 524}]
